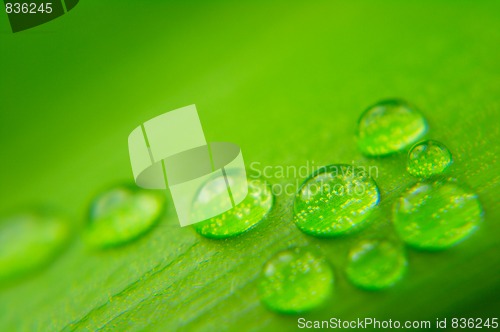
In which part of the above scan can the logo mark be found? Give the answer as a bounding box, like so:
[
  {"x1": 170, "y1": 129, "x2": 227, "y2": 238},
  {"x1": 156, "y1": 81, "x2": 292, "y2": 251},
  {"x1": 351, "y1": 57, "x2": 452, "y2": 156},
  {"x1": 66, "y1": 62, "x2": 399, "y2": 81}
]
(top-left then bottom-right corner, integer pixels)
[{"x1": 128, "y1": 105, "x2": 248, "y2": 227}]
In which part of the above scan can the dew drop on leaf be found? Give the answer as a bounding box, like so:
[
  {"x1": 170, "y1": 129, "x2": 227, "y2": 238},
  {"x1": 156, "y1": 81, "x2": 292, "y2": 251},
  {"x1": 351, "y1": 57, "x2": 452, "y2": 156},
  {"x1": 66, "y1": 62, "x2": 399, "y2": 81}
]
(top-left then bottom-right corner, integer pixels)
[
  {"x1": 85, "y1": 185, "x2": 165, "y2": 248},
  {"x1": 192, "y1": 178, "x2": 273, "y2": 239},
  {"x1": 357, "y1": 99, "x2": 428, "y2": 156},
  {"x1": 346, "y1": 240, "x2": 407, "y2": 290},
  {"x1": 259, "y1": 247, "x2": 333, "y2": 314},
  {"x1": 0, "y1": 211, "x2": 71, "y2": 281},
  {"x1": 393, "y1": 180, "x2": 482, "y2": 250},
  {"x1": 407, "y1": 140, "x2": 452, "y2": 178},
  {"x1": 293, "y1": 165, "x2": 380, "y2": 237}
]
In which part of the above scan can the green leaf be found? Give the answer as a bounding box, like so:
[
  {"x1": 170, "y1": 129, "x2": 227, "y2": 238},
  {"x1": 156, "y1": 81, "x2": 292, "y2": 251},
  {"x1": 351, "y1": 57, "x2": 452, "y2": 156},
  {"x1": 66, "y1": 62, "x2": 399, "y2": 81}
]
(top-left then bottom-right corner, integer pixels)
[{"x1": 1, "y1": 1, "x2": 499, "y2": 331}]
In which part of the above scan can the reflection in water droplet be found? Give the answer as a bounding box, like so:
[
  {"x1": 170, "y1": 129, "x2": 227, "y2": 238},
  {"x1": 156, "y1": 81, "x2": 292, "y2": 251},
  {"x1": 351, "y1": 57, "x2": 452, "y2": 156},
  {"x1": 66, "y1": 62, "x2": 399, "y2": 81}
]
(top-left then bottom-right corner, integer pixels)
[
  {"x1": 192, "y1": 178, "x2": 273, "y2": 239},
  {"x1": 85, "y1": 186, "x2": 165, "y2": 248},
  {"x1": 357, "y1": 99, "x2": 428, "y2": 156},
  {"x1": 259, "y1": 247, "x2": 333, "y2": 314},
  {"x1": 0, "y1": 212, "x2": 71, "y2": 281},
  {"x1": 393, "y1": 180, "x2": 482, "y2": 250},
  {"x1": 293, "y1": 165, "x2": 380, "y2": 237},
  {"x1": 407, "y1": 140, "x2": 452, "y2": 178},
  {"x1": 346, "y1": 240, "x2": 407, "y2": 290}
]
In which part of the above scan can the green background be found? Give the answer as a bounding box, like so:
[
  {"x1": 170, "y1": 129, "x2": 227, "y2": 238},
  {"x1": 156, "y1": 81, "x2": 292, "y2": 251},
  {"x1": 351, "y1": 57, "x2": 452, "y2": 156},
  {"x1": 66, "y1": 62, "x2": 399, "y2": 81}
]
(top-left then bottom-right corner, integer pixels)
[{"x1": 0, "y1": 0, "x2": 499, "y2": 330}]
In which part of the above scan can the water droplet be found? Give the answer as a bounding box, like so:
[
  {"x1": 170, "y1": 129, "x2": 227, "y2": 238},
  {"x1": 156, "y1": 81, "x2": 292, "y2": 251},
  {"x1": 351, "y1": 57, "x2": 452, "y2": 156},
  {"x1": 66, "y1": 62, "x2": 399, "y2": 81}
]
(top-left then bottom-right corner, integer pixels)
[
  {"x1": 192, "y1": 178, "x2": 273, "y2": 239},
  {"x1": 357, "y1": 99, "x2": 428, "y2": 156},
  {"x1": 0, "y1": 212, "x2": 71, "y2": 281},
  {"x1": 85, "y1": 186, "x2": 165, "y2": 248},
  {"x1": 346, "y1": 240, "x2": 406, "y2": 290},
  {"x1": 393, "y1": 180, "x2": 482, "y2": 250},
  {"x1": 259, "y1": 247, "x2": 333, "y2": 313},
  {"x1": 293, "y1": 165, "x2": 380, "y2": 237},
  {"x1": 407, "y1": 140, "x2": 452, "y2": 178}
]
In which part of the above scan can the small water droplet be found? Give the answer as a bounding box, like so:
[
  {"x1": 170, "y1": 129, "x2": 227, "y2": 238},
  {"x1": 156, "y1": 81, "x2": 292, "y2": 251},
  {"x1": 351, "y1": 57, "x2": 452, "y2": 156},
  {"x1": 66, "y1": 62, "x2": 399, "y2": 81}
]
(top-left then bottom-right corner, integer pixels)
[
  {"x1": 0, "y1": 212, "x2": 71, "y2": 281},
  {"x1": 259, "y1": 247, "x2": 333, "y2": 313},
  {"x1": 293, "y1": 165, "x2": 380, "y2": 237},
  {"x1": 85, "y1": 185, "x2": 165, "y2": 248},
  {"x1": 357, "y1": 99, "x2": 428, "y2": 156},
  {"x1": 193, "y1": 178, "x2": 273, "y2": 239},
  {"x1": 346, "y1": 240, "x2": 406, "y2": 290},
  {"x1": 393, "y1": 180, "x2": 482, "y2": 250},
  {"x1": 407, "y1": 140, "x2": 452, "y2": 178}
]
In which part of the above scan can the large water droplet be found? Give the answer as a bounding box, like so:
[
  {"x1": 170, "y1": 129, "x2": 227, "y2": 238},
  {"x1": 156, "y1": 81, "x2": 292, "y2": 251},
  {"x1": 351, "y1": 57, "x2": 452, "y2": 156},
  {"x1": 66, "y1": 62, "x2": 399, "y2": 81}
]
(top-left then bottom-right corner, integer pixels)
[
  {"x1": 293, "y1": 165, "x2": 380, "y2": 237},
  {"x1": 393, "y1": 180, "x2": 482, "y2": 250},
  {"x1": 0, "y1": 212, "x2": 71, "y2": 281},
  {"x1": 346, "y1": 240, "x2": 407, "y2": 290},
  {"x1": 192, "y1": 178, "x2": 273, "y2": 239},
  {"x1": 407, "y1": 140, "x2": 452, "y2": 178},
  {"x1": 259, "y1": 247, "x2": 333, "y2": 314},
  {"x1": 357, "y1": 99, "x2": 428, "y2": 156},
  {"x1": 85, "y1": 185, "x2": 165, "y2": 248}
]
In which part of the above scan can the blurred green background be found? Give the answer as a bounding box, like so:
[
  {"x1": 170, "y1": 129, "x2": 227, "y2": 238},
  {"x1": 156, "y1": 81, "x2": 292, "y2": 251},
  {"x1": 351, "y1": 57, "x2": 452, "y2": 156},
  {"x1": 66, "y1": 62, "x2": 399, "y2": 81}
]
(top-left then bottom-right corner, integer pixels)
[{"x1": 0, "y1": 0, "x2": 499, "y2": 331}]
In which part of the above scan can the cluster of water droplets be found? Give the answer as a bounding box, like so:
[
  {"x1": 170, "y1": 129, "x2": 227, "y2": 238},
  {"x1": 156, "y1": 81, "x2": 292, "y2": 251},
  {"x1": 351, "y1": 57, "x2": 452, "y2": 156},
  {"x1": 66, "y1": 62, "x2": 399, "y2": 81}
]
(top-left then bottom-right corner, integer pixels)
[
  {"x1": 0, "y1": 99, "x2": 483, "y2": 317},
  {"x1": 259, "y1": 99, "x2": 483, "y2": 314},
  {"x1": 0, "y1": 185, "x2": 168, "y2": 282}
]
